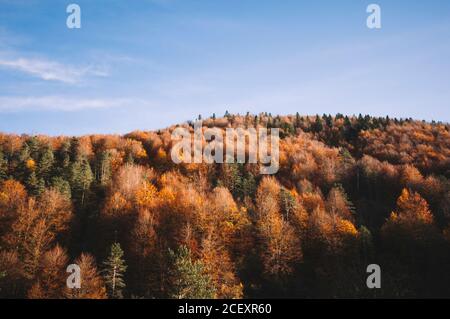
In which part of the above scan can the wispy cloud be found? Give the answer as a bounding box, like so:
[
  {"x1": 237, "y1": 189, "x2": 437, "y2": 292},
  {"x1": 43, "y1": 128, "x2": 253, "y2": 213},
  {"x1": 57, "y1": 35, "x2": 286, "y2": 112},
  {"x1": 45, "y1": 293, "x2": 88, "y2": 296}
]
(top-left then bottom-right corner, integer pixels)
[
  {"x1": 0, "y1": 56, "x2": 109, "y2": 83},
  {"x1": 0, "y1": 96, "x2": 146, "y2": 112}
]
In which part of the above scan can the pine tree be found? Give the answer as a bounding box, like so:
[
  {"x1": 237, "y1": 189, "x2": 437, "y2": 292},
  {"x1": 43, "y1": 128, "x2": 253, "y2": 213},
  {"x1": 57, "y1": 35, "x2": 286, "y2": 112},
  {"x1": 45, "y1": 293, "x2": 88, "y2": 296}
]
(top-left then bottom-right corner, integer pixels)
[
  {"x1": 37, "y1": 146, "x2": 54, "y2": 182},
  {"x1": 26, "y1": 171, "x2": 45, "y2": 196},
  {"x1": 295, "y1": 112, "x2": 301, "y2": 128},
  {"x1": 70, "y1": 156, "x2": 93, "y2": 206},
  {"x1": 280, "y1": 188, "x2": 296, "y2": 221},
  {"x1": 102, "y1": 243, "x2": 127, "y2": 299},
  {"x1": 17, "y1": 144, "x2": 31, "y2": 182},
  {"x1": 312, "y1": 115, "x2": 323, "y2": 133},
  {"x1": 98, "y1": 151, "x2": 112, "y2": 186},
  {"x1": 51, "y1": 176, "x2": 71, "y2": 199},
  {"x1": 0, "y1": 151, "x2": 8, "y2": 181},
  {"x1": 167, "y1": 245, "x2": 215, "y2": 299},
  {"x1": 55, "y1": 140, "x2": 71, "y2": 179},
  {"x1": 241, "y1": 172, "x2": 256, "y2": 199}
]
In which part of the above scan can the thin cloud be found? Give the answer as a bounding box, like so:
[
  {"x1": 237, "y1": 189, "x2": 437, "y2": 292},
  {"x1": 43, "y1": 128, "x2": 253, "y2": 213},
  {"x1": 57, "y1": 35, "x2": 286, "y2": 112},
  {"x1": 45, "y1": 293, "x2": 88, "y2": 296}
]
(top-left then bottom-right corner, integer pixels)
[
  {"x1": 0, "y1": 56, "x2": 109, "y2": 83},
  {"x1": 0, "y1": 96, "x2": 145, "y2": 112}
]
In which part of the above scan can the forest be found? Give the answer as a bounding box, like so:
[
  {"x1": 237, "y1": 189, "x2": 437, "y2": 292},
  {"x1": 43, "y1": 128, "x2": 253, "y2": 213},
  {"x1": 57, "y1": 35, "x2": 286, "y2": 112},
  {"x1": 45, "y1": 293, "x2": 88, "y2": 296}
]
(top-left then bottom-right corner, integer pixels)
[{"x1": 0, "y1": 112, "x2": 449, "y2": 299}]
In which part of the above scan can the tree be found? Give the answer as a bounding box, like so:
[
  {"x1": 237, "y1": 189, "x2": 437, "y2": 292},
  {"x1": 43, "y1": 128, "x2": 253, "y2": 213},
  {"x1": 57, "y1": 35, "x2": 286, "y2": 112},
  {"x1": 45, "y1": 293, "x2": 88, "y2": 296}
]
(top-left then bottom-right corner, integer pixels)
[
  {"x1": 28, "y1": 245, "x2": 68, "y2": 299},
  {"x1": 0, "y1": 180, "x2": 27, "y2": 239},
  {"x1": 102, "y1": 243, "x2": 127, "y2": 299},
  {"x1": 97, "y1": 150, "x2": 112, "y2": 186},
  {"x1": 26, "y1": 171, "x2": 45, "y2": 196},
  {"x1": 51, "y1": 176, "x2": 71, "y2": 199},
  {"x1": 167, "y1": 245, "x2": 215, "y2": 299},
  {"x1": 200, "y1": 231, "x2": 244, "y2": 299},
  {"x1": 70, "y1": 156, "x2": 93, "y2": 206},
  {"x1": 255, "y1": 178, "x2": 302, "y2": 278},
  {"x1": 381, "y1": 188, "x2": 443, "y2": 297},
  {"x1": 4, "y1": 189, "x2": 72, "y2": 279},
  {"x1": 37, "y1": 146, "x2": 54, "y2": 181},
  {"x1": 257, "y1": 211, "x2": 301, "y2": 277},
  {"x1": 279, "y1": 188, "x2": 296, "y2": 221},
  {"x1": 66, "y1": 253, "x2": 107, "y2": 299},
  {"x1": 326, "y1": 185, "x2": 354, "y2": 221},
  {"x1": 0, "y1": 250, "x2": 25, "y2": 298},
  {"x1": 0, "y1": 151, "x2": 8, "y2": 181},
  {"x1": 383, "y1": 188, "x2": 434, "y2": 230},
  {"x1": 312, "y1": 115, "x2": 323, "y2": 133}
]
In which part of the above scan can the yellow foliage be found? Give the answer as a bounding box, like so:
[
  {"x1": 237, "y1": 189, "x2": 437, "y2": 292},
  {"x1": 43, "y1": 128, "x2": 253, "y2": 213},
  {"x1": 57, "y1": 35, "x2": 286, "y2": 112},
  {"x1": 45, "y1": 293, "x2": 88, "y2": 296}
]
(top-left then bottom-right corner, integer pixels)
[
  {"x1": 104, "y1": 192, "x2": 131, "y2": 215},
  {"x1": 389, "y1": 212, "x2": 398, "y2": 222},
  {"x1": 158, "y1": 187, "x2": 176, "y2": 203},
  {"x1": 136, "y1": 148, "x2": 147, "y2": 159},
  {"x1": 395, "y1": 188, "x2": 434, "y2": 224},
  {"x1": 337, "y1": 219, "x2": 358, "y2": 236},
  {"x1": 26, "y1": 159, "x2": 36, "y2": 170},
  {"x1": 156, "y1": 148, "x2": 167, "y2": 161},
  {"x1": 135, "y1": 182, "x2": 157, "y2": 208}
]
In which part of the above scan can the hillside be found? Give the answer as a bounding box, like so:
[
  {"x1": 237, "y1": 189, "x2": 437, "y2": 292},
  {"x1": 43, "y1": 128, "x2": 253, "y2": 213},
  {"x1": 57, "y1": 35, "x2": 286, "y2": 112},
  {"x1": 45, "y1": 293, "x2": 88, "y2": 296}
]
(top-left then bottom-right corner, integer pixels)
[{"x1": 0, "y1": 113, "x2": 449, "y2": 298}]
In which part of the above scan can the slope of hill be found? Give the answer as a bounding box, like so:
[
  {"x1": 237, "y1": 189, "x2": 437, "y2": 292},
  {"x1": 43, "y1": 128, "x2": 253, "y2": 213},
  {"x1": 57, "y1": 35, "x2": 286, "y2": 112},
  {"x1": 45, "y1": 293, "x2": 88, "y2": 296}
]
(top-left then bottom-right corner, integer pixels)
[{"x1": 0, "y1": 113, "x2": 449, "y2": 298}]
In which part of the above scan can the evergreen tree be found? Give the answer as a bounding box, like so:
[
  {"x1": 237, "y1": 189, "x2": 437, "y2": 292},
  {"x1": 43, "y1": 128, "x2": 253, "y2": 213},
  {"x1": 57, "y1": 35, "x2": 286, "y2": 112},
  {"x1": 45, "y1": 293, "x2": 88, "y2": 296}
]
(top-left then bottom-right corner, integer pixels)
[
  {"x1": 51, "y1": 176, "x2": 72, "y2": 199},
  {"x1": 102, "y1": 243, "x2": 127, "y2": 299},
  {"x1": 295, "y1": 112, "x2": 301, "y2": 128},
  {"x1": 26, "y1": 137, "x2": 40, "y2": 159},
  {"x1": 56, "y1": 140, "x2": 71, "y2": 177},
  {"x1": 167, "y1": 246, "x2": 215, "y2": 299},
  {"x1": 280, "y1": 188, "x2": 296, "y2": 221},
  {"x1": 17, "y1": 144, "x2": 31, "y2": 182},
  {"x1": 26, "y1": 171, "x2": 45, "y2": 196},
  {"x1": 312, "y1": 115, "x2": 323, "y2": 133},
  {"x1": 37, "y1": 146, "x2": 54, "y2": 182},
  {"x1": 97, "y1": 151, "x2": 112, "y2": 186},
  {"x1": 0, "y1": 151, "x2": 8, "y2": 181},
  {"x1": 69, "y1": 137, "x2": 81, "y2": 162},
  {"x1": 70, "y1": 156, "x2": 93, "y2": 206},
  {"x1": 241, "y1": 172, "x2": 256, "y2": 199}
]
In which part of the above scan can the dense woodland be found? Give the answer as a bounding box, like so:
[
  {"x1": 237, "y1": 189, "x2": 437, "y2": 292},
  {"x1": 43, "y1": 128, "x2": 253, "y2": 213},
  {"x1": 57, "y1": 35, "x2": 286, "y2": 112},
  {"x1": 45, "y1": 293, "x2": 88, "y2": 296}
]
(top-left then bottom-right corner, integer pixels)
[{"x1": 0, "y1": 112, "x2": 449, "y2": 298}]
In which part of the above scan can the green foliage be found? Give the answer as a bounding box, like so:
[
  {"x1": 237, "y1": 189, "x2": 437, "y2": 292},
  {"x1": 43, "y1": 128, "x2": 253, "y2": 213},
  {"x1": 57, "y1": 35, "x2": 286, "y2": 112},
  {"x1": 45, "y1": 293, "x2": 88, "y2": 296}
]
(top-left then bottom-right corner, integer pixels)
[
  {"x1": 358, "y1": 226, "x2": 374, "y2": 263},
  {"x1": 26, "y1": 171, "x2": 45, "y2": 196},
  {"x1": 312, "y1": 114, "x2": 323, "y2": 133},
  {"x1": 97, "y1": 151, "x2": 112, "y2": 186},
  {"x1": 70, "y1": 156, "x2": 93, "y2": 205},
  {"x1": 102, "y1": 243, "x2": 127, "y2": 299},
  {"x1": 0, "y1": 113, "x2": 449, "y2": 299},
  {"x1": 51, "y1": 176, "x2": 72, "y2": 199},
  {"x1": 55, "y1": 140, "x2": 71, "y2": 176},
  {"x1": 0, "y1": 151, "x2": 8, "y2": 181},
  {"x1": 280, "y1": 188, "x2": 296, "y2": 221},
  {"x1": 167, "y1": 246, "x2": 215, "y2": 299},
  {"x1": 37, "y1": 146, "x2": 54, "y2": 181},
  {"x1": 219, "y1": 164, "x2": 256, "y2": 200}
]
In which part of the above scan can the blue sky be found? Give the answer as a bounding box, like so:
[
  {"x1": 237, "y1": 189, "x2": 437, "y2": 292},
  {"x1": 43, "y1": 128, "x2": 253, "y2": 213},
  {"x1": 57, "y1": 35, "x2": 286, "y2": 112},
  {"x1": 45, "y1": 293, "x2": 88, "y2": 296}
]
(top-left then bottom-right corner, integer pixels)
[{"x1": 0, "y1": 0, "x2": 449, "y2": 135}]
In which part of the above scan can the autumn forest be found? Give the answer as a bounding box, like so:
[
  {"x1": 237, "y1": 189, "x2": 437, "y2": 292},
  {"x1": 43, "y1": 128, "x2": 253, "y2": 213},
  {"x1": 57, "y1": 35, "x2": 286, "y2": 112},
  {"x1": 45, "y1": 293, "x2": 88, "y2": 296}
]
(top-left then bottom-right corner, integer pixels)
[{"x1": 0, "y1": 113, "x2": 449, "y2": 299}]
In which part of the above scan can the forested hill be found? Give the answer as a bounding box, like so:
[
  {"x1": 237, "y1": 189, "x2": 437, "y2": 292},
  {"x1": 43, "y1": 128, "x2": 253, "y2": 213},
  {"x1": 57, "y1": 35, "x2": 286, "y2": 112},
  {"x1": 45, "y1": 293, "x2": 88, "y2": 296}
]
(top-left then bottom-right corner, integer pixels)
[{"x1": 0, "y1": 113, "x2": 449, "y2": 298}]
